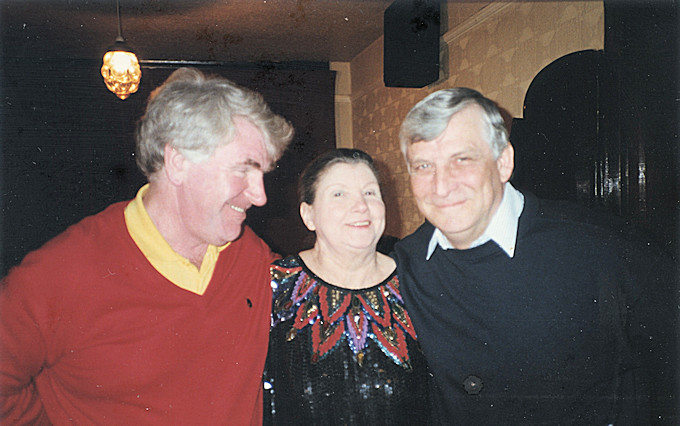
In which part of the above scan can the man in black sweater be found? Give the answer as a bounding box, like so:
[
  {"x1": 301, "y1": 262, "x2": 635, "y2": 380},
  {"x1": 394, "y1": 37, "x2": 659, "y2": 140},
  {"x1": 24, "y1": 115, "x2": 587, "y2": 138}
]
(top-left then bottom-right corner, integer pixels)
[{"x1": 393, "y1": 88, "x2": 677, "y2": 425}]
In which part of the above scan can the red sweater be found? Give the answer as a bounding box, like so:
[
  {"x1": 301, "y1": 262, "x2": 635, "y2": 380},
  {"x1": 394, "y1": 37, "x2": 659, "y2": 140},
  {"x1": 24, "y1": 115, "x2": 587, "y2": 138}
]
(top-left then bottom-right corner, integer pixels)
[{"x1": 0, "y1": 201, "x2": 274, "y2": 425}]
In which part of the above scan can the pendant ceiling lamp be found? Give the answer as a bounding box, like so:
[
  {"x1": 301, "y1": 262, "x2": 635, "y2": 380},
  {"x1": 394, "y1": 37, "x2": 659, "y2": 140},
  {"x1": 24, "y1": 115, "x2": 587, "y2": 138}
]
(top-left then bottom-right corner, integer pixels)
[{"x1": 101, "y1": 0, "x2": 141, "y2": 100}]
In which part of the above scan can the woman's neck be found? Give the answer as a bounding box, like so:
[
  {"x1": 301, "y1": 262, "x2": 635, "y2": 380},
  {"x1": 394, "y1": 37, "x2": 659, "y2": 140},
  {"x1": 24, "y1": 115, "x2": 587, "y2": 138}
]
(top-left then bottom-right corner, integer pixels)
[{"x1": 299, "y1": 245, "x2": 394, "y2": 290}]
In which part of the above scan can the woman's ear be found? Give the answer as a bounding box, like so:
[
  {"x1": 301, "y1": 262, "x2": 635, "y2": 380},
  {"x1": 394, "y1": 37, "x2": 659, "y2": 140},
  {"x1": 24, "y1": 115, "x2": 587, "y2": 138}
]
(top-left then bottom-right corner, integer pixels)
[
  {"x1": 163, "y1": 144, "x2": 187, "y2": 186},
  {"x1": 299, "y1": 202, "x2": 316, "y2": 232}
]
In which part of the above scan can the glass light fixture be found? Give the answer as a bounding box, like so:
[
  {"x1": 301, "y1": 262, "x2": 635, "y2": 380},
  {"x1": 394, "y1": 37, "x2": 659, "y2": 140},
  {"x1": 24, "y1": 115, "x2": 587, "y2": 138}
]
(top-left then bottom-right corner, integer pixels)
[{"x1": 101, "y1": 0, "x2": 141, "y2": 100}]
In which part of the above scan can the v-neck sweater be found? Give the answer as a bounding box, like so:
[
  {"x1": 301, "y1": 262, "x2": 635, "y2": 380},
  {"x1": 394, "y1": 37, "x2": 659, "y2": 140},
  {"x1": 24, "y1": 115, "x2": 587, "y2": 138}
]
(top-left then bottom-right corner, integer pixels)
[{"x1": 0, "y1": 201, "x2": 275, "y2": 425}]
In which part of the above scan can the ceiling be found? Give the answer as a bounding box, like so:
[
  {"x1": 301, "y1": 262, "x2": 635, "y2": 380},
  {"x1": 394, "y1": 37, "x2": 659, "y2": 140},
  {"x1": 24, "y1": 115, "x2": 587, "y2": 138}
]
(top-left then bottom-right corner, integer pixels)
[{"x1": 1, "y1": 0, "x2": 398, "y2": 64}]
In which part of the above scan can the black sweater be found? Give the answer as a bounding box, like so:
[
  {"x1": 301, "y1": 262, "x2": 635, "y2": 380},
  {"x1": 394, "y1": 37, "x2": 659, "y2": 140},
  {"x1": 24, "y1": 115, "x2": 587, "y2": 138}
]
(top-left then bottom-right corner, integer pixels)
[{"x1": 394, "y1": 191, "x2": 677, "y2": 425}]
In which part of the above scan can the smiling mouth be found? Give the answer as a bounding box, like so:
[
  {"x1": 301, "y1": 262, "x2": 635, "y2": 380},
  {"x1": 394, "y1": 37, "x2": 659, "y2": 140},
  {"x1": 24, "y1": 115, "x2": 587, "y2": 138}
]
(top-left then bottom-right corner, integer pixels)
[
  {"x1": 434, "y1": 199, "x2": 466, "y2": 208},
  {"x1": 230, "y1": 204, "x2": 245, "y2": 213},
  {"x1": 350, "y1": 221, "x2": 370, "y2": 227}
]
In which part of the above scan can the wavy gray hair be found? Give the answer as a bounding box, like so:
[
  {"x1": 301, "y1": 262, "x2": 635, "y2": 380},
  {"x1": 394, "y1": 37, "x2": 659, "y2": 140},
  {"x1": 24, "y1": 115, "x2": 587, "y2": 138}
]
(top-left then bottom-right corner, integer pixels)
[
  {"x1": 135, "y1": 67, "x2": 294, "y2": 179},
  {"x1": 399, "y1": 87, "x2": 508, "y2": 161}
]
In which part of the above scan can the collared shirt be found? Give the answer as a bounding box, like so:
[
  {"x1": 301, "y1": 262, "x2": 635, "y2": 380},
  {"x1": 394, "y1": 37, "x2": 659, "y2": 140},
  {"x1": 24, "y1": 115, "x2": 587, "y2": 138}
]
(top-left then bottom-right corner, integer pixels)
[
  {"x1": 426, "y1": 182, "x2": 524, "y2": 260},
  {"x1": 124, "y1": 184, "x2": 230, "y2": 295}
]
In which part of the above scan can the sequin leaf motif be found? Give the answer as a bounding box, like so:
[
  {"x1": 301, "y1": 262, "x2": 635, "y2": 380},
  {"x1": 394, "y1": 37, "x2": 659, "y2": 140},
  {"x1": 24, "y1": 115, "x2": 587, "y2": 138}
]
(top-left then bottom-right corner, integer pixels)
[
  {"x1": 372, "y1": 322, "x2": 409, "y2": 366},
  {"x1": 385, "y1": 278, "x2": 416, "y2": 341},
  {"x1": 318, "y1": 285, "x2": 353, "y2": 325},
  {"x1": 311, "y1": 317, "x2": 344, "y2": 363},
  {"x1": 346, "y1": 298, "x2": 368, "y2": 352},
  {"x1": 358, "y1": 285, "x2": 391, "y2": 328},
  {"x1": 286, "y1": 272, "x2": 319, "y2": 330},
  {"x1": 291, "y1": 270, "x2": 316, "y2": 305},
  {"x1": 271, "y1": 258, "x2": 417, "y2": 368},
  {"x1": 293, "y1": 297, "x2": 319, "y2": 331},
  {"x1": 270, "y1": 263, "x2": 305, "y2": 326}
]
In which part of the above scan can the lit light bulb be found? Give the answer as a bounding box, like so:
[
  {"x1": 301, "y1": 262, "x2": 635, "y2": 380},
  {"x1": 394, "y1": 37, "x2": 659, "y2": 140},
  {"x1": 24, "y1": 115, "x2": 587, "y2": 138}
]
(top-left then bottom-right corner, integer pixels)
[{"x1": 101, "y1": 49, "x2": 141, "y2": 100}]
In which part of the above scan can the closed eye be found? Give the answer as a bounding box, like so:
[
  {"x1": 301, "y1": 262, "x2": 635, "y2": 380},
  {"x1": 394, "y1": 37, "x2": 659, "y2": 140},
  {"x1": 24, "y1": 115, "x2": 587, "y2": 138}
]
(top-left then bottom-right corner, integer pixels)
[
  {"x1": 230, "y1": 166, "x2": 249, "y2": 176},
  {"x1": 231, "y1": 158, "x2": 265, "y2": 176}
]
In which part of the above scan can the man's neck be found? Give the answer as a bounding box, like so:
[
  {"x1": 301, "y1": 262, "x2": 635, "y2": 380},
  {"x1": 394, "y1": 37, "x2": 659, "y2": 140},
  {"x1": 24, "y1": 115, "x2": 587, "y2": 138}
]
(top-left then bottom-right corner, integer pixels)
[{"x1": 143, "y1": 182, "x2": 208, "y2": 268}]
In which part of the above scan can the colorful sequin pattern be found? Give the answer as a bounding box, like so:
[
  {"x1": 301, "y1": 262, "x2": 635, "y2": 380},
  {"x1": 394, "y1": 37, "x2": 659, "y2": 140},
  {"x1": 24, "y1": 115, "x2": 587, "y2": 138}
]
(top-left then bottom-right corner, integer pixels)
[{"x1": 270, "y1": 256, "x2": 417, "y2": 368}]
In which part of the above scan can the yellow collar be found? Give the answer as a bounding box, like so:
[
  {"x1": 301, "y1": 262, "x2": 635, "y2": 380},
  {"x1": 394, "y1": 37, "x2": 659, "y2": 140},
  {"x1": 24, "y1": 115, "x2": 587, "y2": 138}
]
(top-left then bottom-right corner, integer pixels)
[{"x1": 124, "y1": 184, "x2": 230, "y2": 295}]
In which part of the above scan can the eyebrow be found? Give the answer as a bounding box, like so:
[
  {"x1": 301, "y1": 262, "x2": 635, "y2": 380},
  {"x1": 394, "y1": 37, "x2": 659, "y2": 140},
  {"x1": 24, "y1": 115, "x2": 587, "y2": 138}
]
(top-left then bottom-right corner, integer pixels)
[
  {"x1": 412, "y1": 147, "x2": 476, "y2": 162},
  {"x1": 243, "y1": 158, "x2": 263, "y2": 169},
  {"x1": 241, "y1": 157, "x2": 276, "y2": 173}
]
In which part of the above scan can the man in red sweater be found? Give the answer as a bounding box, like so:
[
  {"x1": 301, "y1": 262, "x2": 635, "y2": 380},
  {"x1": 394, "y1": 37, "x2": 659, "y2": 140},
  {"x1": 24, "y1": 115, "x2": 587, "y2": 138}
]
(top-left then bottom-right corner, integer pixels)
[{"x1": 0, "y1": 68, "x2": 294, "y2": 424}]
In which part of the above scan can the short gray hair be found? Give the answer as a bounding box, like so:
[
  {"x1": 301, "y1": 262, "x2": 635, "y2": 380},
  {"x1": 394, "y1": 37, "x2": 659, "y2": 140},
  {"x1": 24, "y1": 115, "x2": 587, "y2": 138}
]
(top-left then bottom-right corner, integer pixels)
[
  {"x1": 135, "y1": 67, "x2": 294, "y2": 179},
  {"x1": 399, "y1": 87, "x2": 508, "y2": 160}
]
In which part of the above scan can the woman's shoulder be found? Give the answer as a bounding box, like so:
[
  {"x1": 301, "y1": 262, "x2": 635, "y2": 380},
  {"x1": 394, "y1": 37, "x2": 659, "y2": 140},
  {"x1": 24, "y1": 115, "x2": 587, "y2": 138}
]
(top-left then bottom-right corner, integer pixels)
[
  {"x1": 271, "y1": 254, "x2": 303, "y2": 278},
  {"x1": 270, "y1": 254, "x2": 308, "y2": 324},
  {"x1": 377, "y1": 252, "x2": 397, "y2": 277}
]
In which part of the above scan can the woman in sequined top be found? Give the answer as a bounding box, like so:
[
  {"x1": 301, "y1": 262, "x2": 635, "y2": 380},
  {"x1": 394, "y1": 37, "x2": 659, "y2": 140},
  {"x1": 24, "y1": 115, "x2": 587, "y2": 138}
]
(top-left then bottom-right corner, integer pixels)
[{"x1": 263, "y1": 149, "x2": 433, "y2": 425}]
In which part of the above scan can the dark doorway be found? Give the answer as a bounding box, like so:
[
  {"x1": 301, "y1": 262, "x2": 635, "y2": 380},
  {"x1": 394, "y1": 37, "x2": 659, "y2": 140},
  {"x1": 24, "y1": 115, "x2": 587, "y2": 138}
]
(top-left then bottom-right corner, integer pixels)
[{"x1": 510, "y1": 49, "x2": 603, "y2": 208}]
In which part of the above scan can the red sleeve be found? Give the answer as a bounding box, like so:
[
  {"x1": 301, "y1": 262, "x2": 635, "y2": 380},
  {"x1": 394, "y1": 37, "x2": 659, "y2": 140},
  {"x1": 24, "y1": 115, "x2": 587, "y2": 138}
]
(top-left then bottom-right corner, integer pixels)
[
  {"x1": 1, "y1": 204, "x2": 124, "y2": 424},
  {"x1": 0, "y1": 263, "x2": 51, "y2": 424}
]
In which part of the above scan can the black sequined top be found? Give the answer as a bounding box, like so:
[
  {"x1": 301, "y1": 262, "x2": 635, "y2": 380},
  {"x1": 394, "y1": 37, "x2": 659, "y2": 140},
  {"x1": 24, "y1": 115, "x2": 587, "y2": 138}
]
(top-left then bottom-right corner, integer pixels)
[{"x1": 263, "y1": 255, "x2": 432, "y2": 425}]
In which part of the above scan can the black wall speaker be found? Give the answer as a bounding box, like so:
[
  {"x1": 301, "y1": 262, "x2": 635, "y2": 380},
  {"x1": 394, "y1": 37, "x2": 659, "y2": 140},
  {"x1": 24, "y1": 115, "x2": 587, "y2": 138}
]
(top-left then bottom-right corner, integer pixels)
[{"x1": 384, "y1": 0, "x2": 441, "y2": 88}]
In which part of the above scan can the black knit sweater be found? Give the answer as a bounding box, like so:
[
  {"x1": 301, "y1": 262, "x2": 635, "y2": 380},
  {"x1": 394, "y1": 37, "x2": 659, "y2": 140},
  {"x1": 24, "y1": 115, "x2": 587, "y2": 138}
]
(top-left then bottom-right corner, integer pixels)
[{"x1": 394, "y1": 191, "x2": 677, "y2": 425}]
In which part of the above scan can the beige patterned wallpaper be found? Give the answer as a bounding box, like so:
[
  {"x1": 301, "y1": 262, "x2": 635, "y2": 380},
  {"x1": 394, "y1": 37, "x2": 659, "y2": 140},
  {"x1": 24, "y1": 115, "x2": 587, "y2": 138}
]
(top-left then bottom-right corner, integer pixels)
[{"x1": 349, "y1": 0, "x2": 604, "y2": 239}]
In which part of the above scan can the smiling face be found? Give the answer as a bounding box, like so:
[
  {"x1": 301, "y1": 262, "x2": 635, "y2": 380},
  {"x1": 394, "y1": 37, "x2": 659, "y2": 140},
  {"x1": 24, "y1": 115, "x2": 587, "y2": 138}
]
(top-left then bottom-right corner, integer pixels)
[
  {"x1": 407, "y1": 104, "x2": 514, "y2": 249},
  {"x1": 300, "y1": 162, "x2": 385, "y2": 253},
  {"x1": 174, "y1": 116, "x2": 270, "y2": 247}
]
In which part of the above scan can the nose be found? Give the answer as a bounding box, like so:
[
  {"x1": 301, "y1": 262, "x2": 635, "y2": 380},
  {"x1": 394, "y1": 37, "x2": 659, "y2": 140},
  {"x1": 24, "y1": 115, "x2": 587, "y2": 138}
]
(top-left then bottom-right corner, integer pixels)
[
  {"x1": 352, "y1": 194, "x2": 369, "y2": 212},
  {"x1": 433, "y1": 166, "x2": 455, "y2": 197},
  {"x1": 245, "y1": 171, "x2": 267, "y2": 207}
]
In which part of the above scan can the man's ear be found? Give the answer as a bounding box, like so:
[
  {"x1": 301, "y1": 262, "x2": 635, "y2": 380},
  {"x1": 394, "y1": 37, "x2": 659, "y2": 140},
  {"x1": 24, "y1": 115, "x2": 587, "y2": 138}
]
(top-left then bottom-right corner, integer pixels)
[
  {"x1": 496, "y1": 143, "x2": 515, "y2": 183},
  {"x1": 299, "y1": 202, "x2": 316, "y2": 232},
  {"x1": 163, "y1": 144, "x2": 187, "y2": 186}
]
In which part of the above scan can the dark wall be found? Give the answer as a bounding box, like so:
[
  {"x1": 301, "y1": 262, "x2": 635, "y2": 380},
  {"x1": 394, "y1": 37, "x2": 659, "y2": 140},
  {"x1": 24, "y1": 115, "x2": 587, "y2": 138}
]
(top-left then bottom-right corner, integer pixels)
[{"x1": 0, "y1": 60, "x2": 335, "y2": 275}]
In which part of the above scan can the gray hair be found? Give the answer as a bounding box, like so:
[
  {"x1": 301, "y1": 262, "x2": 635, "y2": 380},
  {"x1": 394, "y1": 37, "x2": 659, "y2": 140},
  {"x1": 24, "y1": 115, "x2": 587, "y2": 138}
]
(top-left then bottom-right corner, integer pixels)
[
  {"x1": 135, "y1": 67, "x2": 294, "y2": 179},
  {"x1": 399, "y1": 87, "x2": 508, "y2": 160}
]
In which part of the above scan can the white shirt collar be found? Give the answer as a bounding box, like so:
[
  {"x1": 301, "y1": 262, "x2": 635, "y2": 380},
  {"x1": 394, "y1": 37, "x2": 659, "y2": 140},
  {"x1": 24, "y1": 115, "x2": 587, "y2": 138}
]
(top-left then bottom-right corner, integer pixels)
[{"x1": 426, "y1": 182, "x2": 524, "y2": 260}]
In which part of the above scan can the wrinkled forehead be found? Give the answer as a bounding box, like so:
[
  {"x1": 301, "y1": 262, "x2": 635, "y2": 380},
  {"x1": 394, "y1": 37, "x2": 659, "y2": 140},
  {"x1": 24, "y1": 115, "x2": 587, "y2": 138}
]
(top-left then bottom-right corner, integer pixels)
[
  {"x1": 228, "y1": 116, "x2": 272, "y2": 169},
  {"x1": 410, "y1": 108, "x2": 488, "y2": 151}
]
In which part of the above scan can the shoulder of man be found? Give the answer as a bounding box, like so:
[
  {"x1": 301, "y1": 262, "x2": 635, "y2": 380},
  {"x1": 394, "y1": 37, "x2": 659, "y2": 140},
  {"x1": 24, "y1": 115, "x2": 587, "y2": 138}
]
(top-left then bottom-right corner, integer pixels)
[
  {"x1": 522, "y1": 191, "x2": 676, "y2": 296},
  {"x1": 521, "y1": 191, "x2": 640, "y2": 247},
  {"x1": 393, "y1": 221, "x2": 435, "y2": 261},
  {"x1": 1, "y1": 201, "x2": 129, "y2": 304},
  {"x1": 395, "y1": 221, "x2": 434, "y2": 248},
  {"x1": 7, "y1": 201, "x2": 128, "y2": 273},
  {"x1": 231, "y1": 225, "x2": 277, "y2": 263}
]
